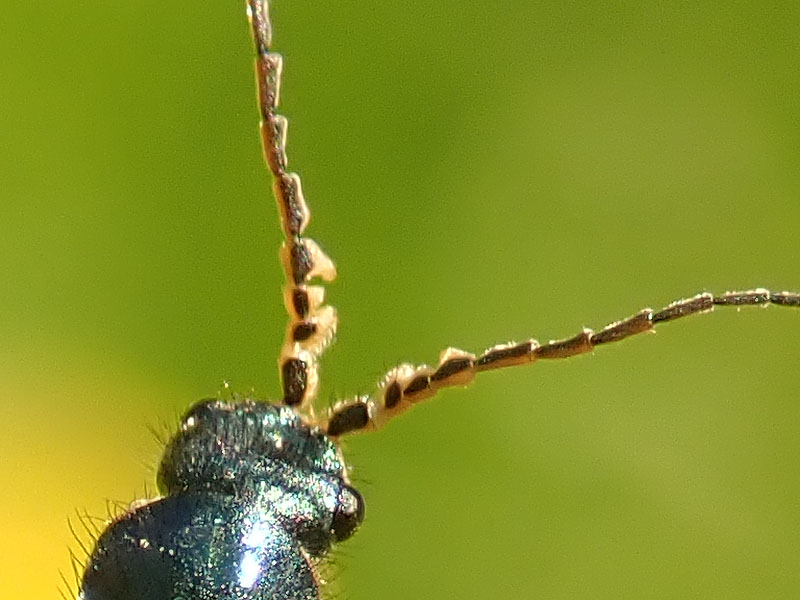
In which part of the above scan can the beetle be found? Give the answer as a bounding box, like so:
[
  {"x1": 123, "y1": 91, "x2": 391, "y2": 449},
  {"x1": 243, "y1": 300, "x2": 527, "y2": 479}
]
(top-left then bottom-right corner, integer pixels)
[{"x1": 1, "y1": 1, "x2": 798, "y2": 598}]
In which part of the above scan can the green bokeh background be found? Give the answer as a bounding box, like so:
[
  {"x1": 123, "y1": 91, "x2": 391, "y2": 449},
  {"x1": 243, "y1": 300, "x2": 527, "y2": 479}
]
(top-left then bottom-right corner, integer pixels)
[{"x1": 2, "y1": 1, "x2": 799, "y2": 598}]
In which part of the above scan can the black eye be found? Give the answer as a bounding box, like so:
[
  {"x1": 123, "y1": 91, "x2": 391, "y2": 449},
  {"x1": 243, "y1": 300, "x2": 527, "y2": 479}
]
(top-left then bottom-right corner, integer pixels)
[{"x1": 331, "y1": 485, "x2": 364, "y2": 542}]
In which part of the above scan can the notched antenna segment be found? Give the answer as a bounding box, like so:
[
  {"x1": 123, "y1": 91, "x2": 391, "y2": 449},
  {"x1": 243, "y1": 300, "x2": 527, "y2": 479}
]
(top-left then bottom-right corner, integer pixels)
[
  {"x1": 281, "y1": 239, "x2": 337, "y2": 286},
  {"x1": 771, "y1": 291, "x2": 800, "y2": 307},
  {"x1": 255, "y1": 52, "x2": 283, "y2": 113},
  {"x1": 247, "y1": 0, "x2": 272, "y2": 54},
  {"x1": 714, "y1": 288, "x2": 770, "y2": 306},
  {"x1": 590, "y1": 309, "x2": 653, "y2": 345},
  {"x1": 274, "y1": 173, "x2": 309, "y2": 237},
  {"x1": 475, "y1": 341, "x2": 537, "y2": 370},
  {"x1": 283, "y1": 285, "x2": 326, "y2": 321},
  {"x1": 327, "y1": 399, "x2": 372, "y2": 437},
  {"x1": 261, "y1": 114, "x2": 288, "y2": 173},
  {"x1": 431, "y1": 348, "x2": 476, "y2": 387},
  {"x1": 652, "y1": 293, "x2": 712, "y2": 323},
  {"x1": 281, "y1": 356, "x2": 313, "y2": 407},
  {"x1": 534, "y1": 329, "x2": 593, "y2": 359}
]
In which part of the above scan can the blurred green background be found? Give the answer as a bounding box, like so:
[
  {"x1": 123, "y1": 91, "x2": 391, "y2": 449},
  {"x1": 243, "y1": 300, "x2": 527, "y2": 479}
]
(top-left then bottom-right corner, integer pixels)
[{"x1": 2, "y1": 1, "x2": 799, "y2": 598}]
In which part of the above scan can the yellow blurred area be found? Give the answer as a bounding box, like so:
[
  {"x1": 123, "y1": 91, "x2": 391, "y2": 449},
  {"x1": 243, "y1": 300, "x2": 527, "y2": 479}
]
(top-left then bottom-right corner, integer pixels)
[{"x1": 0, "y1": 342, "x2": 183, "y2": 596}]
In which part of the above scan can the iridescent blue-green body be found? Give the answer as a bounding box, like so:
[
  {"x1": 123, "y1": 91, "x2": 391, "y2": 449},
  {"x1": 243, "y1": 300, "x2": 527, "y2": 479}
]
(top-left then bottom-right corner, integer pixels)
[{"x1": 79, "y1": 399, "x2": 363, "y2": 599}]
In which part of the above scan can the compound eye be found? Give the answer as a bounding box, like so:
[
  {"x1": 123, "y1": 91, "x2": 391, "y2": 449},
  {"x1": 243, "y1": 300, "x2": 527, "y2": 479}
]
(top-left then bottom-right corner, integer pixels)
[{"x1": 331, "y1": 485, "x2": 364, "y2": 542}]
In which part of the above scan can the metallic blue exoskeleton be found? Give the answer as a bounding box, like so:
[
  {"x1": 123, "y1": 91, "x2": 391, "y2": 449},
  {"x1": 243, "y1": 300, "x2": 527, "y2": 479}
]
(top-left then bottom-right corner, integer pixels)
[{"x1": 79, "y1": 399, "x2": 363, "y2": 599}]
